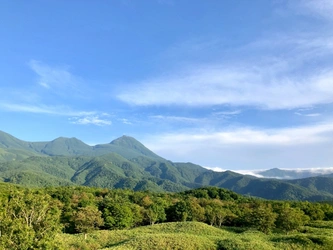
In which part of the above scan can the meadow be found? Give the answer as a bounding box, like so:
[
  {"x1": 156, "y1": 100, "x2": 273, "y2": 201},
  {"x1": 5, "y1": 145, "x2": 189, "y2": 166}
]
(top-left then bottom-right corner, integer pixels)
[{"x1": 59, "y1": 221, "x2": 333, "y2": 250}]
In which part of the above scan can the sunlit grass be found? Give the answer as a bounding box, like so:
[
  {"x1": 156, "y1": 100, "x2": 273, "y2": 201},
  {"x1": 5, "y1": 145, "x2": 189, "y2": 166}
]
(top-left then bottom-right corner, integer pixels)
[{"x1": 58, "y1": 221, "x2": 333, "y2": 250}]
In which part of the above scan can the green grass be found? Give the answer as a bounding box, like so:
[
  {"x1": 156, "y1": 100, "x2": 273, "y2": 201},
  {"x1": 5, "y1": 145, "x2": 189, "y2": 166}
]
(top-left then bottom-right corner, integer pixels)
[{"x1": 57, "y1": 221, "x2": 333, "y2": 250}]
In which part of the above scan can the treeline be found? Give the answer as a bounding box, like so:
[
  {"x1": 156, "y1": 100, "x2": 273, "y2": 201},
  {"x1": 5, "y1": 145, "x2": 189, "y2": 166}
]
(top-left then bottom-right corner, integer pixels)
[{"x1": 1, "y1": 184, "x2": 333, "y2": 249}]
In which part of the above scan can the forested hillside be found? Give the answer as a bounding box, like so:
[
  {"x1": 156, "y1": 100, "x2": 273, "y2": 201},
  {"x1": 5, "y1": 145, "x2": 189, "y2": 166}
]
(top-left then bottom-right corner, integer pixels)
[
  {"x1": 2, "y1": 130, "x2": 333, "y2": 201},
  {"x1": 1, "y1": 183, "x2": 333, "y2": 249}
]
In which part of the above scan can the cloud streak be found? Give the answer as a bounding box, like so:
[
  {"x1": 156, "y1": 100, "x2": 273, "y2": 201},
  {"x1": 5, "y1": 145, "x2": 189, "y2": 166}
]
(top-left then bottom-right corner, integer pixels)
[
  {"x1": 296, "y1": 0, "x2": 333, "y2": 21},
  {"x1": 118, "y1": 66, "x2": 333, "y2": 109},
  {"x1": 117, "y1": 30, "x2": 333, "y2": 110},
  {"x1": 29, "y1": 60, "x2": 84, "y2": 96},
  {"x1": 143, "y1": 121, "x2": 333, "y2": 169},
  {"x1": 70, "y1": 115, "x2": 112, "y2": 126},
  {"x1": 0, "y1": 102, "x2": 112, "y2": 126}
]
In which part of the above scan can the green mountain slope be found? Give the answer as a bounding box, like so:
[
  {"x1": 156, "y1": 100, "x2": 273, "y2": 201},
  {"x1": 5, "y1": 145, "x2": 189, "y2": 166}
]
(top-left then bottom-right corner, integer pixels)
[
  {"x1": 40, "y1": 137, "x2": 92, "y2": 156},
  {"x1": 92, "y1": 135, "x2": 163, "y2": 160},
  {"x1": 2, "y1": 130, "x2": 333, "y2": 200}
]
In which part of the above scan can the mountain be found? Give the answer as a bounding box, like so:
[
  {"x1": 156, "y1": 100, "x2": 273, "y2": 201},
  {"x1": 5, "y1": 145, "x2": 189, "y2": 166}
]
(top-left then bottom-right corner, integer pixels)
[
  {"x1": 40, "y1": 137, "x2": 92, "y2": 156},
  {"x1": 2, "y1": 130, "x2": 333, "y2": 201},
  {"x1": 92, "y1": 136, "x2": 163, "y2": 160},
  {"x1": 255, "y1": 167, "x2": 333, "y2": 179}
]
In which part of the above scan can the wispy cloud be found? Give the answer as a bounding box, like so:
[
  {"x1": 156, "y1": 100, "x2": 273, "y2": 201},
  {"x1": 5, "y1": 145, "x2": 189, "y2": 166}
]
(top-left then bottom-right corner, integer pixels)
[
  {"x1": 29, "y1": 60, "x2": 82, "y2": 95},
  {"x1": 0, "y1": 60, "x2": 113, "y2": 127},
  {"x1": 117, "y1": 27, "x2": 333, "y2": 110},
  {"x1": 118, "y1": 118, "x2": 132, "y2": 125},
  {"x1": 296, "y1": 0, "x2": 333, "y2": 21},
  {"x1": 0, "y1": 102, "x2": 111, "y2": 126},
  {"x1": 70, "y1": 115, "x2": 112, "y2": 126},
  {"x1": 295, "y1": 112, "x2": 321, "y2": 117},
  {"x1": 205, "y1": 166, "x2": 333, "y2": 179},
  {"x1": 143, "y1": 122, "x2": 333, "y2": 169},
  {"x1": 147, "y1": 122, "x2": 333, "y2": 147},
  {"x1": 117, "y1": 65, "x2": 333, "y2": 109},
  {"x1": 150, "y1": 115, "x2": 202, "y2": 124},
  {"x1": 0, "y1": 102, "x2": 76, "y2": 115}
]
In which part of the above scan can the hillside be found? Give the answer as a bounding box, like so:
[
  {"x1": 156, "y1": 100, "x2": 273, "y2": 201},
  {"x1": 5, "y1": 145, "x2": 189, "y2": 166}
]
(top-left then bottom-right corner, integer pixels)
[
  {"x1": 2, "y1": 130, "x2": 333, "y2": 201},
  {"x1": 60, "y1": 221, "x2": 333, "y2": 250}
]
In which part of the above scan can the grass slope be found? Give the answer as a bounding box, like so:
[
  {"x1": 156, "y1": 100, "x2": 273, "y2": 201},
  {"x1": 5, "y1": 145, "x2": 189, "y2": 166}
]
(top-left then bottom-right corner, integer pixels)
[{"x1": 59, "y1": 221, "x2": 333, "y2": 250}]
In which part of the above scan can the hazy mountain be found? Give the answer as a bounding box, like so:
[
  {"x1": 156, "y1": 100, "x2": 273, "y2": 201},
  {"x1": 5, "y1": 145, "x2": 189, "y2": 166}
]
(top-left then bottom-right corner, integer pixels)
[
  {"x1": 2, "y1": 130, "x2": 333, "y2": 201},
  {"x1": 253, "y1": 167, "x2": 333, "y2": 179}
]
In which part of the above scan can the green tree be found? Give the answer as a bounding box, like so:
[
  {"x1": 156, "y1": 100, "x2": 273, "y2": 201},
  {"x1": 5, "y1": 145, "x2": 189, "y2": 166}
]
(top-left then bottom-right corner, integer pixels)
[
  {"x1": 71, "y1": 205, "x2": 104, "y2": 239},
  {"x1": 275, "y1": 203, "x2": 309, "y2": 233},
  {"x1": 168, "y1": 200, "x2": 190, "y2": 222},
  {"x1": 297, "y1": 202, "x2": 325, "y2": 221},
  {"x1": 0, "y1": 190, "x2": 63, "y2": 249},
  {"x1": 103, "y1": 202, "x2": 134, "y2": 229},
  {"x1": 145, "y1": 202, "x2": 166, "y2": 225},
  {"x1": 205, "y1": 205, "x2": 216, "y2": 226},
  {"x1": 250, "y1": 203, "x2": 277, "y2": 234},
  {"x1": 187, "y1": 198, "x2": 205, "y2": 222}
]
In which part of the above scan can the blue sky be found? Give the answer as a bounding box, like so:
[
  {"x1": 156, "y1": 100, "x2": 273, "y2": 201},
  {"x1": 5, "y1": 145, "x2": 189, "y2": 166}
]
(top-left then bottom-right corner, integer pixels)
[{"x1": 1, "y1": 0, "x2": 333, "y2": 171}]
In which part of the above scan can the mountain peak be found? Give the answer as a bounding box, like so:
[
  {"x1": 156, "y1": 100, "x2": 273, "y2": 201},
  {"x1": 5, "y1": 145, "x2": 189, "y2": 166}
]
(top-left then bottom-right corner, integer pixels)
[
  {"x1": 0, "y1": 130, "x2": 29, "y2": 149},
  {"x1": 110, "y1": 135, "x2": 161, "y2": 159},
  {"x1": 111, "y1": 135, "x2": 139, "y2": 145},
  {"x1": 41, "y1": 136, "x2": 91, "y2": 156}
]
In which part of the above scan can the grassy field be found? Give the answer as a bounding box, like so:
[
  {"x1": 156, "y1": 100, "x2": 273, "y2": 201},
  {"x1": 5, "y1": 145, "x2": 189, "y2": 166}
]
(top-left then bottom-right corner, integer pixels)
[{"x1": 58, "y1": 221, "x2": 333, "y2": 250}]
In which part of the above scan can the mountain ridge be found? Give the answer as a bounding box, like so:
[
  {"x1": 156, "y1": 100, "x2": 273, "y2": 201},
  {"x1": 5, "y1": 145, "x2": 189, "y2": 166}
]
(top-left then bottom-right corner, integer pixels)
[{"x1": 1, "y1": 130, "x2": 333, "y2": 201}]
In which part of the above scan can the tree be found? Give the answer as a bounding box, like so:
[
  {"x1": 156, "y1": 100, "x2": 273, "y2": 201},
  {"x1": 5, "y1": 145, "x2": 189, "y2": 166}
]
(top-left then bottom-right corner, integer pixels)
[
  {"x1": 205, "y1": 205, "x2": 216, "y2": 226},
  {"x1": 275, "y1": 203, "x2": 309, "y2": 233},
  {"x1": 103, "y1": 202, "x2": 134, "y2": 229},
  {"x1": 0, "y1": 189, "x2": 63, "y2": 249},
  {"x1": 168, "y1": 200, "x2": 190, "y2": 222},
  {"x1": 71, "y1": 205, "x2": 104, "y2": 239},
  {"x1": 297, "y1": 202, "x2": 325, "y2": 221},
  {"x1": 250, "y1": 203, "x2": 277, "y2": 234},
  {"x1": 204, "y1": 200, "x2": 231, "y2": 227},
  {"x1": 187, "y1": 198, "x2": 205, "y2": 222},
  {"x1": 144, "y1": 202, "x2": 166, "y2": 225}
]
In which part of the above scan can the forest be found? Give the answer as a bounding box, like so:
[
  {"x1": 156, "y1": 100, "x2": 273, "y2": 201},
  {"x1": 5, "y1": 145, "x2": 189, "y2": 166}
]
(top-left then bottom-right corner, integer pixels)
[{"x1": 1, "y1": 182, "x2": 333, "y2": 249}]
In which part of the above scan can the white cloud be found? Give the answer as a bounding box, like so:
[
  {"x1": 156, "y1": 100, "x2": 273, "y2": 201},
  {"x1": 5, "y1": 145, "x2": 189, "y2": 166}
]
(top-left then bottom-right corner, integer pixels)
[
  {"x1": 117, "y1": 65, "x2": 333, "y2": 109},
  {"x1": 295, "y1": 112, "x2": 321, "y2": 117},
  {"x1": 150, "y1": 115, "x2": 202, "y2": 124},
  {"x1": 70, "y1": 115, "x2": 112, "y2": 126},
  {"x1": 212, "y1": 110, "x2": 241, "y2": 116},
  {"x1": 118, "y1": 118, "x2": 132, "y2": 125},
  {"x1": 117, "y1": 27, "x2": 333, "y2": 110},
  {"x1": 143, "y1": 122, "x2": 333, "y2": 169},
  {"x1": 29, "y1": 60, "x2": 82, "y2": 95},
  {"x1": 0, "y1": 102, "x2": 76, "y2": 115},
  {"x1": 297, "y1": 0, "x2": 333, "y2": 21},
  {"x1": 0, "y1": 102, "x2": 111, "y2": 126},
  {"x1": 205, "y1": 166, "x2": 333, "y2": 179}
]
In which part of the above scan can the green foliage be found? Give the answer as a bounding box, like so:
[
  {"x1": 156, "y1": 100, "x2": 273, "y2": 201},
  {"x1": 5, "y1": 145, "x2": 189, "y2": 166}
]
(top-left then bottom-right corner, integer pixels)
[
  {"x1": 101, "y1": 199, "x2": 135, "y2": 229},
  {"x1": 144, "y1": 201, "x2": 167, "y2": 225},
  {"x1": 250, "y1": 203, "x2": 277, "y2": 234},
  {"x1": 1, "y1": 181, "x2": 333, "y2": 249},
  {"x1": 71, "y1": 205, "x2": 104, "y2": 238},
  {"x1": 0, "y1": 189, "x2": 63, "y2": 249},
  {"x1": 275, "y1": 203, "x2": 310, "y2": 233}
]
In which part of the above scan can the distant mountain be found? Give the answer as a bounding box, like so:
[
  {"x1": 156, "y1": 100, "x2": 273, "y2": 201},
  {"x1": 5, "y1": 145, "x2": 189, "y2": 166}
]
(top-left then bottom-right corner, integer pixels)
[
  {"x1": 40, "y1": 137, "x2": 92, "y2": 156},
  {"x1": 254, "y1": 168, "x2": 333, "y2": 179},
  {"x1": 2, "y1": 130, "x2": 333, "y2": 201},
  {"x1": 0, "y1": 131, "x2": 161, "y2": 159}
]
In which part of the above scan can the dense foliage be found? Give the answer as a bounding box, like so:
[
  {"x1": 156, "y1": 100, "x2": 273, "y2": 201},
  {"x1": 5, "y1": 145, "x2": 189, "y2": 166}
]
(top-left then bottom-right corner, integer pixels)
[{"x1": 2, "y1": 183, "x2": 333, "y2": 249}]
